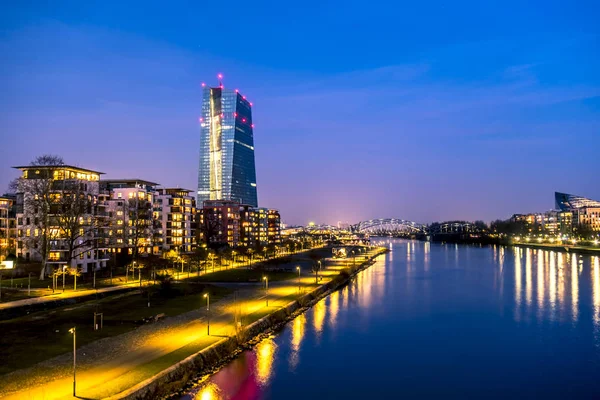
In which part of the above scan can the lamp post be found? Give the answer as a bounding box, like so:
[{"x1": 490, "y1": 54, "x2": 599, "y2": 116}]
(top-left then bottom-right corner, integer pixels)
[
  {"x1": 63, "y1": 265, "x2": 67, "y2": 293},
  {"x1": 263, "y1": 276, "x2": 269, "y2": 306},
  {"x1": 203, "y1": 293, "x2": 210, "y2": 335},
  {"x1": 296, "y1": 266, "x2": 301, "y2": 292},
  {"x1": 69, "y1": 327, "x2": 77, "y2": 397}
]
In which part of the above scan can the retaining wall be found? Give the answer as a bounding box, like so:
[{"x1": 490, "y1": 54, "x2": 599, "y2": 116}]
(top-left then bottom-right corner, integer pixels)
[{"x1": 107, "y1": 248, "x2": 386, "y2": 400}]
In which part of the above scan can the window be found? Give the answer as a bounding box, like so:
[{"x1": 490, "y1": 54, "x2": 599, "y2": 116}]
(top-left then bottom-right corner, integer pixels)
[
  {"x1": 117, "y1": 211, "x2": 123, "y2": 216},
  {"x1": 117, "y1": 220, "x2": 123, "y2": 225},
  {"x1": 117, "y1": 193, "x2": 122, "y2": 199}
]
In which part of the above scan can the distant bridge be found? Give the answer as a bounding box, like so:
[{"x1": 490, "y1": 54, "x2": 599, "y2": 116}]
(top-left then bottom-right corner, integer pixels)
[
  {"x1": 352, "y1": 218, "x2": 426, "y2": 235},
  {"x1": 352, "y1": 219, "x2": 484, "y2": 236}
]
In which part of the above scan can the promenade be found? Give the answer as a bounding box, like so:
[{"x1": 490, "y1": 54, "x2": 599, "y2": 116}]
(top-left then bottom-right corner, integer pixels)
[{"x1": 0, "y1": 246, "x2": 383, "y2": 400}]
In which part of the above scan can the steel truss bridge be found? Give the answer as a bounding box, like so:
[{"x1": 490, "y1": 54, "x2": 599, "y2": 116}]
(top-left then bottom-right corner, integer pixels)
[
  {"x1": 352, "y1": 219, "x2": 426, "y2": 235},
  {"x1": 352, "y1": 219, "x2": 483, "y2": 236}
]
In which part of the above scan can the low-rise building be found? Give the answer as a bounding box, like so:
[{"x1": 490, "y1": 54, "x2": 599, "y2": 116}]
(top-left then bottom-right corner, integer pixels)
[
  {"x1": 199, "y1": 201, "x2": 280, "y2": 248},
  {"x1": 199, "y1": 200, "x2": 241, "y2": 247},
  {"x1": 13, "y1": 164, "x2": 109, "y2": 275},
  {"x1": 154, "y1": 188, "x2": 196, "y2": 255},
  {"x1": 100, "y1": 179, "x2": 159, "y2": 258},
  {"x1": 0, "y1": 195, "x2": 17, "y2": 261}
]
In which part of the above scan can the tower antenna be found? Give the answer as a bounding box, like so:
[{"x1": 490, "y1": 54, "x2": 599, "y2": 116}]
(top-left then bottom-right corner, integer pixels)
[{"x1": 217, "y1": 73, "x2": 223, "y2": 88}]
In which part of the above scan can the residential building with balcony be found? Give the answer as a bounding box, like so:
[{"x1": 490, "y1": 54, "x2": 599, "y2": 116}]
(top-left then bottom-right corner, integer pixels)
[
  {"x1": 13, "y1": 164, "x2": 109, "y2": 275},
  {"x1": 0, "y1": 195, "x2": 17, "y2": 261},
  {"x1": 154, "y1": 188, "x2": 196, "y2": 255},
  {"x1": 100, "y1": 179, "x2": 159, "y2": 258}
]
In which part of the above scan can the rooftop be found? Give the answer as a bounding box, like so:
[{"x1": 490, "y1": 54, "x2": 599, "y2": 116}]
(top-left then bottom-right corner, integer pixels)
[{"x1": 12, "y1": 165, "x2": 104, "y2": 175}]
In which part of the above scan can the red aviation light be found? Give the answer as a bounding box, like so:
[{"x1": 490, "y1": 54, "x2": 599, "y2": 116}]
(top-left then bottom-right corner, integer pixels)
[
  {"x1": 201, "y1": 82, "x2": 206, "y2": 87},
  {"x1": 235, "y1": 89, "x2": 239, "y2": 93},
  {"x1": 242, "y1": 118, "x2": 247, "y2": 123},
  {"x1": 242, "y1": 95, "x2": 246, "y2": 100},
  {"x1": 250, "y1": 102, "x2": 253, "y2": 106},
  {"x1": 251, "y1": 124, "x2": 255, "y2": 128},
  {"x1": 199, "y1": 117, "x2": 203, "y2": 122},
  {"x1": 217, "y1": 73, "x2": 223, "y2": 79},
  {"x1": 234, "y1": 112, "x2": 238, "y2": 117}
]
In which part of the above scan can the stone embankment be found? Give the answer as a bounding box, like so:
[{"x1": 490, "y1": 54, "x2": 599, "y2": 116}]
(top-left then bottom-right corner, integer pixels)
[{"x1": 107, "y1": 247, "x2": 388, "y2": 400}]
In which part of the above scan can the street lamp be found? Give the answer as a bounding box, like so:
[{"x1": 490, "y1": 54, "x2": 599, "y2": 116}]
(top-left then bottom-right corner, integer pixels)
[
  {"x1": 296, "y1": 266, "x2": 301, "y2": 291},
  {"x1": 69, "y1": 327, "x2": 77, "y2": 397},
  {"x1": 63, "y1": 265, "x2": 67, "y2": 293},
  {"x1": 0, "y1": 260, "x2": 15, "y2": 301},
  {"x1": 203, "y1": 293, "x2": 210, "y2": 335},
  {"x1": 263, "y1": 276, "x2": 269, "y2": 306}
]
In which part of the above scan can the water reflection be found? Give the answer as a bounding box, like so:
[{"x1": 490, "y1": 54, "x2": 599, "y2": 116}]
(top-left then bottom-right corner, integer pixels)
[
  {"x1": 256, "y1": 339, "x2": 275, "y2": 385},
  {"x1": 593, "y1": 257, "x2": 600, "y2": 328},
  {"x1": 572, "y1": 255, "x2": 579, "y2": 323},
  {"x1": 181, "y1": 241, "x2": 600, "y2": 399},
  {"x1": 289, "y1": 314, "x2": 306, "y2": 371},
  {"x1": 514, "y1": 248, "x2": 522, "y2": 320},
  {"x1": 312, "y1": 299, "x2": 326, "y2": 341}
]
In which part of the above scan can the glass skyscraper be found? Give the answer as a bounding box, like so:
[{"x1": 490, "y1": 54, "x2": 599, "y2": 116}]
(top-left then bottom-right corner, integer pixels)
[{"x1": 197, "y1": 85, "x2": 258, "y2": 207}]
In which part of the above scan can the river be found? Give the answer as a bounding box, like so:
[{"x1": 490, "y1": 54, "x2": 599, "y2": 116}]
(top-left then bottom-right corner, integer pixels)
[{"x1": 179, "y1": 239, "x2": 600, "y2": 399}]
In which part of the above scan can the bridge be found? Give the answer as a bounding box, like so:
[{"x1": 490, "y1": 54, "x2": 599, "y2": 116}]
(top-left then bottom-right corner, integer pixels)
[
  {"x1": 352, "y1": 218, "x2": 426, "y2": 235},
  {"x1": 352, "y1": 219, "x2": 485, "y2": 236}
]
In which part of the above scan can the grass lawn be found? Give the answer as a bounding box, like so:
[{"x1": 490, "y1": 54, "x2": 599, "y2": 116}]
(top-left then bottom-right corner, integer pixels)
[
  {"x1": 79, "y1": 290, "x2": 305, "y2": 399},
  {"x1": 0, "y1": 282, "x2": 232, "y2": 375},
  {"x1": 192, "y1": 268, "x2": 298, "y2": 283}
]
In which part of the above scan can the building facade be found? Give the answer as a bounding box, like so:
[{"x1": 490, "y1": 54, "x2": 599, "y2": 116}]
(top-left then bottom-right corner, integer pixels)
[
  {"x1": 200, "y1": 201, "x2": 280, "y2": 248},
  {"x1": 154, "y1": 188, "x2": 197, "y2": 254},
  {"x1": 100, "y1": 179, "x2": 159, "y2": 258},
  {"x1": 0, "y1": 195, "x2": 17, "y2": 261},
  {"x1": 555, "y1": 192, "x2": 600, "y2": 233},
  {"x1": 197, "y1": 85, "x2": 258, "y2": 207},
  {"x1": 13, "y1": 165, "x2": 109, "y2": 274}
]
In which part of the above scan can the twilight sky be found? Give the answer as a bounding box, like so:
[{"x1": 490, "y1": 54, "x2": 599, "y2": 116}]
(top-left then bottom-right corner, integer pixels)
[{"x1": 1, "y1": 1, "x2": 599, "y2": 226}]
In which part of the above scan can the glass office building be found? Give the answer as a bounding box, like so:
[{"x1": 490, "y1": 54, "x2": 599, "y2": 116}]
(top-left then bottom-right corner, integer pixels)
[
  {"x1": 198, "y1": 86, "x2": 258, "y2": 207},
  {"x1": 555, "y1": 192, "x2": 600, "y2": 211}
]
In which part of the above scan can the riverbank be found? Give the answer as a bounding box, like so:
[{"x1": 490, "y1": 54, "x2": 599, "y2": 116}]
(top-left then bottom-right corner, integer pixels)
[
  {"x1": 108, "y1": 247, "x2": 387, "y2": 400},
  {"x1": 0, "y1": 246, "x2": 386, "y2": 399},
  {"x1": 420, "y1": 235, "x2": 600, "y2": 257}
]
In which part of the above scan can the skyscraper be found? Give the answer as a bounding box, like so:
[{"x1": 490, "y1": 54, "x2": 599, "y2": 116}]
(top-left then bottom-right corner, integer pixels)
[{"x1": 197, "y1": 82, "x2": 258, "y2": 207}]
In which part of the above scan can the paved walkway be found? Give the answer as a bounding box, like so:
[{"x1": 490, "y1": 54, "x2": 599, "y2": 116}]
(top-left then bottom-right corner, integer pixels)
[
  {"x1": 0, "y1": 247, "x2": 381, "y2": 400},
  {"x1": 0, "y1": 249, "x2": 318, "y2": 311}
]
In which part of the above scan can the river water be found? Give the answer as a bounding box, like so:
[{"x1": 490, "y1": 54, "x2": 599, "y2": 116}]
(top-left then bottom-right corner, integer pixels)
[{"x1": 180, "y1": 239, "x2": 600, "y2": 399}]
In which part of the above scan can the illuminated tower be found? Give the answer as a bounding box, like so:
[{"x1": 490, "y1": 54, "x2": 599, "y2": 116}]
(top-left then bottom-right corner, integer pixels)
[{"x1": 197, "y1": 76, "x2": 258, "y2": 207}]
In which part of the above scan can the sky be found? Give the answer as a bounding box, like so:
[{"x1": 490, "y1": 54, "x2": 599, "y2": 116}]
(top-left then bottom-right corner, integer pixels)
[{"x1": 0, "y1": 0, "x2": 599, "y2": 225}]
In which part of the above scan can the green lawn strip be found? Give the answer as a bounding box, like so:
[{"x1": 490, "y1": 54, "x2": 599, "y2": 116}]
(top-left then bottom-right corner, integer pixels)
[
  {"x1": 81, "y1": 335, "x2": 221, "y2": 399},
  {"x1": 82, "y1": 293, "x2": 304, "y2": 398},
  {"x1": 0, "y1": 283, "x2": 231, "y2": 375},
  {"x1": 192, "y1": 268, "x2": 298, "y2": 283}
]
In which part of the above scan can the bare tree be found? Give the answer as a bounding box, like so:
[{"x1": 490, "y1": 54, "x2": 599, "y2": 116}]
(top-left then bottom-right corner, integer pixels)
[
  {"x1": 127, "y1": 195, "x2": 154, "y2": 262},
  {"x1": 11, "y1": 155, "x2": 64, "y2": 279},
  {"x1": 54, "y1": 183, "x2": 96, "y2": 269}
]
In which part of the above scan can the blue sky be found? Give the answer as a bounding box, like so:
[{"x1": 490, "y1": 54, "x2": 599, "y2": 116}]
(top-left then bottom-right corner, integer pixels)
[{"x1": 1, "y1": 1, "x2": 599, "y2": 225}]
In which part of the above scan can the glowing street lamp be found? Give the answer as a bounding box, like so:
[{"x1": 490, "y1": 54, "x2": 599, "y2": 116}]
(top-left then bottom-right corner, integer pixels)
[
  {"x1": 0, "y1": 260, "x2": 15, "y2": 301},
  {"x1": 69, "y1": 327, "x2": 77, "y2": 397},
  {"x1": 203, "y1": 293, "x2": 210, "y2": 335},
  {"x1": 263, "y1": 276, "x2": 269, "y2": 306},
  {"x1": 296, "y1": 266, "x2": 301, "y2": 292},
  {"x1": 63, "y1": 265, "x2": 67, "y2": 293}
]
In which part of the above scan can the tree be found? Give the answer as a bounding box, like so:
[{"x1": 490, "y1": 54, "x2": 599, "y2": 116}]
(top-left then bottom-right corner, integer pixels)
[
  {"x1": 54, "y1": 183, "x2": 96, "y2": 269},
  {"x1": 185, "y1": 246, "x2": 208, "y2": 277},
  {"x1": 127, "y1": 195, "x2": 154, "y2": 262},
  {"x1": 10, "y1": 155, "x2": 65, "y2": 279}
]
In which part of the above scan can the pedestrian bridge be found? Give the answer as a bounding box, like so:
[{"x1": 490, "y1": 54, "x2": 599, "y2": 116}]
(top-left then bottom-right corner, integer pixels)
[{"x1": 352, "y1": 218, "x2": 426, "y2": 235}]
